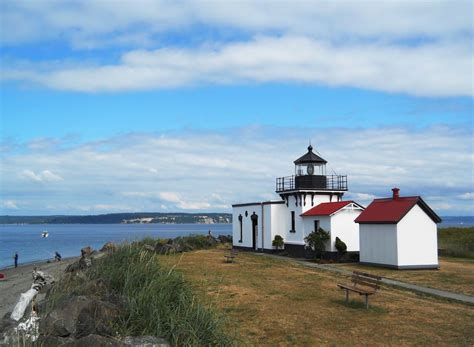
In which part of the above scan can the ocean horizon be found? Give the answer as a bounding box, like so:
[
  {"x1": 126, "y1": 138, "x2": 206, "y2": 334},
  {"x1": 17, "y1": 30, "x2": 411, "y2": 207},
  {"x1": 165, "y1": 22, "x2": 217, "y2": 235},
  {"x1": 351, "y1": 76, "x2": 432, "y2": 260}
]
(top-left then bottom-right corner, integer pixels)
[{"x1": 1, "y1": 217, "x2": 472, "y2": 269}]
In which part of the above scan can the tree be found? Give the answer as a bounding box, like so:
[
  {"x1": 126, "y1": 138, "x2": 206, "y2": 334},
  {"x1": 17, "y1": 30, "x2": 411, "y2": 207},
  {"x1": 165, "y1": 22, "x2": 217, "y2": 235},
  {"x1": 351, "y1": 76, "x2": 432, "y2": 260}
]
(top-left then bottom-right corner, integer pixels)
[
  {"x1": 272, "y1": 235, "x2": 284, "y2": 250},
  {"x1": 304, "y1": 227, "x2": 330, "y2": 260},
  {"x1": 335, "y1": 237, "x2": 347, "y2": 256}
]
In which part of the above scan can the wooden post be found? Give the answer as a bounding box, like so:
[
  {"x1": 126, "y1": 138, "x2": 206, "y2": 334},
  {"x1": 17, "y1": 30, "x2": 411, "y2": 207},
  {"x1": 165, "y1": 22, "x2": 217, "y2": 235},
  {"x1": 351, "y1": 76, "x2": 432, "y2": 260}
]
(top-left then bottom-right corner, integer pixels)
[
  {"x1": 365, "y1": 295, "x2": 369, "y2": 309},
  {"x1": 345, "y1": 290, "x2": 349, "y2": 303}
]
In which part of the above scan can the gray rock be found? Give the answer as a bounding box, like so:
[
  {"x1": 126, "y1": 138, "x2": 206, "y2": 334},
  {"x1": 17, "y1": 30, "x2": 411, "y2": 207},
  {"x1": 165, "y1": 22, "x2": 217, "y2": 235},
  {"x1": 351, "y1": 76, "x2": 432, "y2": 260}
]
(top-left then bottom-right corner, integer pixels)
[
  {"x1": 142, "y1": 244, "x2": 155, "y2": 252},
  {"x1": 100, "y1": 242, "x2": 118, "y2": 253},
  {"x1": 75, "y1": 310, "x2": 95, "y2": 338},
  {"x1": 36, "y1": 335, "x2": 75, "y2": 346},
  {"x1": 123, "y1": 336, "x2": 171, "y2": 347},
  {"x1": 64, "y1": 334, "x2": 125, "y2": 347},
  {"x1": 40, "y1": 296, "x2": 121, "y2": 338},
  {"x1": 80, "y1": 246, "x2": 93, "y2": 257}
]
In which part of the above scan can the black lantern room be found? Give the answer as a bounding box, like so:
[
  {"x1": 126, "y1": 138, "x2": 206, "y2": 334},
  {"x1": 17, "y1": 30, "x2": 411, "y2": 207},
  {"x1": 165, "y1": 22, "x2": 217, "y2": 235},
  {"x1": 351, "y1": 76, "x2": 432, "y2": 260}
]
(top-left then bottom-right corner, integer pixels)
[
  {"x1": 275, "y1": 145, "x2": 348, "y2": 192},
  {"x1": 293, "y1": 145, "x2": 327, "y2": 176}
]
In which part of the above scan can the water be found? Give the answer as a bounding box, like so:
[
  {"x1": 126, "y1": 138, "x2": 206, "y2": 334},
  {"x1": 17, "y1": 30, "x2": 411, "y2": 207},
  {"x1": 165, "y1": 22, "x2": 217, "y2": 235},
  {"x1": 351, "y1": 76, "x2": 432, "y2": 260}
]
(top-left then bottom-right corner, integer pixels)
[
  {"x1": 0, "y1": 224, "x2": 232, "y2": 269},
  {"x1": 439, "y1": 216, "x2": 474, "y2": 228}
]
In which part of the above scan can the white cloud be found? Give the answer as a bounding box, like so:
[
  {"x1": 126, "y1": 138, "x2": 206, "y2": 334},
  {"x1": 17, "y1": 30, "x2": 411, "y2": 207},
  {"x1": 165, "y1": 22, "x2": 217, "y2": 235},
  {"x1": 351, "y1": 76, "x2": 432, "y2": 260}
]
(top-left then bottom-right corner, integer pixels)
[
  {"x1": 1, "y1": 125, "x2": 472, "y2": 214},
  {"x1": 4, "y1": 36, "x2": 471, "y2": 97},
  {"x1": 1, "y1": 1, "x2": 471, "y2": 45},
  {"x1": 159, "y1": 192, "x2": 212, "y2": 210},
  {"x1": 2, "y1": 200, "x2": 19, "y2": 209},
  {"x1": 2, "y1": 1, "x2": 472, "y2": 97},
  {"x1": 20, "y1": 169, "x2": 63, "y2": 182},
  {"x1": 459, "y1": 192, "x2": 474, "y2": 200}
]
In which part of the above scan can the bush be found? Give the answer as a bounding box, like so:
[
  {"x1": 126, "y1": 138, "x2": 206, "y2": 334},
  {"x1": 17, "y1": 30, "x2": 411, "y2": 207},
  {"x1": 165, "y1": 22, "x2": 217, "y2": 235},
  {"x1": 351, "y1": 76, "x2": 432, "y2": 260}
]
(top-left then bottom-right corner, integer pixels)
[
  {"x1": 272, "y1": 235, "x2": 284, "y2": 250},
  {"x1": 304, "y1": 228, "x2": 330, "y2": 260},
  {"x1": 335, "y1": 237, "x2": 347, "y2": 255}
]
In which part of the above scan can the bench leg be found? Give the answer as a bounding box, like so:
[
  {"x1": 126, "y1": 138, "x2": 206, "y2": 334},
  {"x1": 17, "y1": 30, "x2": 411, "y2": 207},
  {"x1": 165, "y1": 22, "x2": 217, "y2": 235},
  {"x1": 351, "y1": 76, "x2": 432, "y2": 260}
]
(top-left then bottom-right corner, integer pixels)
[
  {"x1": 345, "y1": 289, "x2": 349, "y2": 303},
  {"x1": 365, "y1": 295, "x2": 369, "y2": 309}
]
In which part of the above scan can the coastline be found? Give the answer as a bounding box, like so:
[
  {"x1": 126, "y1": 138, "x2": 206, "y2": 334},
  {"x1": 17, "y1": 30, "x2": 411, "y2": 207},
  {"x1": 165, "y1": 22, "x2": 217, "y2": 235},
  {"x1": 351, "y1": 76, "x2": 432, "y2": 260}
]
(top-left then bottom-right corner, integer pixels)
[{"x1": 0, "y1": 256, "x2": 79, "y2": 318}]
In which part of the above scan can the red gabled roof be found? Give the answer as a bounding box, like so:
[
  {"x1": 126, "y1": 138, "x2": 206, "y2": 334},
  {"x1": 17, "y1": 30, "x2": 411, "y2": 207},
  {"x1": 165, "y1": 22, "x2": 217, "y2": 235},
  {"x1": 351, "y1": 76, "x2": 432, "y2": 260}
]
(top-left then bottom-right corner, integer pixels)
[
  {"x1": 301, "y1": 201, "x2": 359, "y2": 217},
  {"x1": 354, "y1": 196, "x2": 442, "y2": 224}
]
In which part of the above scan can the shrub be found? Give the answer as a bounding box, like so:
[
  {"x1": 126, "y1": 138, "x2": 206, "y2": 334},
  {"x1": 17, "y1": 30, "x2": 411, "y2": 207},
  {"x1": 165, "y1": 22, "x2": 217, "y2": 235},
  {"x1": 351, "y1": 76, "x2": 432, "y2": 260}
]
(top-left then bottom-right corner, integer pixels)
[
  {"x1": 272, "y1": 235, "x2": 284, "y2": 250},
  {"x1": 304, "y1": 227, "x2": 330, "y2": 260},
  {"x1": 335, "y1": 237, "x2": 347, "y2": 255}
]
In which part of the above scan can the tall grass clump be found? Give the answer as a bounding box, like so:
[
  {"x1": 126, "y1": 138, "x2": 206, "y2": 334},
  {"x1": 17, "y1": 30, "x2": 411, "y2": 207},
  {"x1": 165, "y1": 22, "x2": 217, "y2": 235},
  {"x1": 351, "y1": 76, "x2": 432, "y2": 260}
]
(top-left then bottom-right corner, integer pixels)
[
  {"x1": 88, "y1": 244, "x2": 234, "y2": 346},
  {"x1": 438, "y1": 227, "x2": 474, "y2": 258}
]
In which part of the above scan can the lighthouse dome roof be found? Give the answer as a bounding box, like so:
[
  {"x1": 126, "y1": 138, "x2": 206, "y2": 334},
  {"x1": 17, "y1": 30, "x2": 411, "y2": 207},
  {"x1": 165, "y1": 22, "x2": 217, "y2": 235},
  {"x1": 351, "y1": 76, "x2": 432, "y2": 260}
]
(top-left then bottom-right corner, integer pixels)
[{"x1": 294, "y1": 145, "x2": 327, "y2": 164}]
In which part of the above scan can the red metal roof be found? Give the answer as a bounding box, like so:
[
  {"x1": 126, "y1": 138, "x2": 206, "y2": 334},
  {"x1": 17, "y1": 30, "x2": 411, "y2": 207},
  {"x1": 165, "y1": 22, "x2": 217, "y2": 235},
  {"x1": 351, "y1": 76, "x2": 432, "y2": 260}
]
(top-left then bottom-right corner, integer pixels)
[
  {"x1": 301, "y1": 201, "x2": 355, "y2": 216},
  {"x1": 354, "y1": 196, "x2": 442, "y2": 224}
]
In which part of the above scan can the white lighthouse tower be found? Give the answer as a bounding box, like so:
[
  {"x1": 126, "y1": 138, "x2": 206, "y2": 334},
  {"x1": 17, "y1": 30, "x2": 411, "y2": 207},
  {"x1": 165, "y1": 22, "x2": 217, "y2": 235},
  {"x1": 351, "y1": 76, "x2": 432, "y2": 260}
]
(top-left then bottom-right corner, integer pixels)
[{"x1": 232, "y1": 145, "x2": 364, "y2": 257}]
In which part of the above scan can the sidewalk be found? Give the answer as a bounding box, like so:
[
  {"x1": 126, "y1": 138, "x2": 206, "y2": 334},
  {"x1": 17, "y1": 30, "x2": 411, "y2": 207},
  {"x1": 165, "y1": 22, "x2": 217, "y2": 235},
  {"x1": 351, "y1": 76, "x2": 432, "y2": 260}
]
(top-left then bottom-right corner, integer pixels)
[{"x1": 257, "y1": 253, "x2": 474, "y2": 305}]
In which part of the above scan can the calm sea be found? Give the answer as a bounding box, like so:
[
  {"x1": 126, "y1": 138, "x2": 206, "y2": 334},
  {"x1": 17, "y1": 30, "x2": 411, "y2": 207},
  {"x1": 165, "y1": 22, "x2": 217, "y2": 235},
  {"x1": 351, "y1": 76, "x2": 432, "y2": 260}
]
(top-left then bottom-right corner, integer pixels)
[
  {"x1": 1, "y1": 217, "x2": 472, "y2": 269},
  {"x1": 0, "y1": 224, "x2": 232, "y2": 269}
]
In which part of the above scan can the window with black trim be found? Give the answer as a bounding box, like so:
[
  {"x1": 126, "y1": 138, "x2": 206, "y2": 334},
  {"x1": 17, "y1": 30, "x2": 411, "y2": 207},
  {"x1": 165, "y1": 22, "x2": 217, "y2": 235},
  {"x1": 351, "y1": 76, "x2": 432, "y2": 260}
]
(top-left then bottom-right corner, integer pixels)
[
  {"x1": 314, "y1": 220, "x2": 320, "y2": 232},
  {"x1": 290, "y1": 211, "x2": 295, "y2": 232}
]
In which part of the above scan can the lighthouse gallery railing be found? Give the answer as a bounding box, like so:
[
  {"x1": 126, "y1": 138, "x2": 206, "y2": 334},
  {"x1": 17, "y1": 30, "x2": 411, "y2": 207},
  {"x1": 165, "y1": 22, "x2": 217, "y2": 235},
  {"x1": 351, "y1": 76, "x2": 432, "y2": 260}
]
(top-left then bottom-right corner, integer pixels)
[{"x1": 275, "y1": 175, "x2": 348, "y2": 192}]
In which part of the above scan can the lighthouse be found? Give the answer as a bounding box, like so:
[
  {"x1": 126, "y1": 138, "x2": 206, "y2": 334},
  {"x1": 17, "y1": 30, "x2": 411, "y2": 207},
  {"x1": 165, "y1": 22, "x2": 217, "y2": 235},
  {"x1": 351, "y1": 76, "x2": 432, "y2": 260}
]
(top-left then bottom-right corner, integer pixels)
[{"x1": 232, "y1": 145, "x2": 364, "y2": 257}]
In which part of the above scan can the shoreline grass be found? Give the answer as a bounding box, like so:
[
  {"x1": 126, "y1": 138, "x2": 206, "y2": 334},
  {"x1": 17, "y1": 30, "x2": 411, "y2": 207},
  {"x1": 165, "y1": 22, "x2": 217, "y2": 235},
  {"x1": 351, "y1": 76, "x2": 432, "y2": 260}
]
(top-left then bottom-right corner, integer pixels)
[
  {"x1": 45, "y1": 238, "x2": 234, "y2": 346},
  {"x1": 438, "y1": 227, "x2": 474, "y2": 258}
]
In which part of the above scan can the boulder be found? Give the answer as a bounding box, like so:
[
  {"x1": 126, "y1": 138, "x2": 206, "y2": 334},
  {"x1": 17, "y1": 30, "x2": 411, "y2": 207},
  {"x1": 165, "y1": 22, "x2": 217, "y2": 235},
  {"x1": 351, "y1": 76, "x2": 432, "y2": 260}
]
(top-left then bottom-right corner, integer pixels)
[
  {"x1": 80, "y1": 247, "x2": 93, "y2": 257},
  {"x1": 35, "y1": 335, "x2": 74, "y2": 346},
  {"x1": 64, "y1": 334, "x2": 124, "y2": 347},
  {"x1": 40, "y1": 296, "x2": 121, "y2": 339},
  {"x1": 123, "y1": 335, "x2": 171, "y2": 347},
  {"x1": 143, "y1": 244, "x2": 155, "y2": 252},
  {"x1": 100, "y1": 242, "x2": 118, "y2": 253}
]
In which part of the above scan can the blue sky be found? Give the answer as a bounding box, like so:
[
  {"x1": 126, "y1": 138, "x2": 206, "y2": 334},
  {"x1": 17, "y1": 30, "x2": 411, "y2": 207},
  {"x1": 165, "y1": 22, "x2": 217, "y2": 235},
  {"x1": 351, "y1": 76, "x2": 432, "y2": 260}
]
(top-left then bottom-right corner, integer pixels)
[{"x1": 1, "y1": 0, "x2": 473, "y2": 215}]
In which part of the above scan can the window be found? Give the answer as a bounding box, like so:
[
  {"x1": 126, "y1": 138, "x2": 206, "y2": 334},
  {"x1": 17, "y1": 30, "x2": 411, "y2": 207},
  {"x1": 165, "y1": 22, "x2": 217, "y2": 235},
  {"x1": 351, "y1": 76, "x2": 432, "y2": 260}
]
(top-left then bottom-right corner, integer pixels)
[
  {"x1": 314, "y1": 220, "x2": 320, "y2": 232},
  {"x1": 238, "y1": 214, "x2": 243, "y2": 243},
  {"x1": 290, "y1": 211, "x2": 295, "y2": 232}
]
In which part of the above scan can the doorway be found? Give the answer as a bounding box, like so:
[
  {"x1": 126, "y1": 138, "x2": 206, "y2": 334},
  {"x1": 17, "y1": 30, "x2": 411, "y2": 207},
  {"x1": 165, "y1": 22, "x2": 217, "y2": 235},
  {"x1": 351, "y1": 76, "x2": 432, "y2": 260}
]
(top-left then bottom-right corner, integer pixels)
[{"x1": 251, "y1": 212, "x2": 258, "y2": 249}]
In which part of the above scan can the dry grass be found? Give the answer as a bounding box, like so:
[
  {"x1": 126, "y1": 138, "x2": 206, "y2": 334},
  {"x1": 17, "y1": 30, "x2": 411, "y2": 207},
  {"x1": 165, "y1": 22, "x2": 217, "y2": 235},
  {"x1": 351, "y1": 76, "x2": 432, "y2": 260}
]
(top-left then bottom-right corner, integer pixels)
[
  {"x1": 333, "y1": 257, "x2": 474, "y2": 296},
  {"x1": 160, "y1": 249, "x2": 474, "y2": 346}
]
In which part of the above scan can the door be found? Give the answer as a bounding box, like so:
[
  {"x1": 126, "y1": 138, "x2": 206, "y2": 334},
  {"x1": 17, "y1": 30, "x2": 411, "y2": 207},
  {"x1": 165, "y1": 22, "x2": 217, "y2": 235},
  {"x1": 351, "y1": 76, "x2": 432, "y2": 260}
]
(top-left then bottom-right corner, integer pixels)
[{"x1": 251, "y1": 212, "x2": 258, "y2": 249}]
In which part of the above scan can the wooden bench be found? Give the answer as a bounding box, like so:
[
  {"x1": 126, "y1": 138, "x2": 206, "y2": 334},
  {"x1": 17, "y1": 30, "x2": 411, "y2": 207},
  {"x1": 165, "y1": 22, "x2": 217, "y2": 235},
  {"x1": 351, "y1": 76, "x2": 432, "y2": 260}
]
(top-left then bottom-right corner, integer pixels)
[
  {"x1": 337, "y1": 271, "x2": 382, "y2": 309},
  {"x1": 224, "y1": 249, "x2": 238, "y2": 263}
]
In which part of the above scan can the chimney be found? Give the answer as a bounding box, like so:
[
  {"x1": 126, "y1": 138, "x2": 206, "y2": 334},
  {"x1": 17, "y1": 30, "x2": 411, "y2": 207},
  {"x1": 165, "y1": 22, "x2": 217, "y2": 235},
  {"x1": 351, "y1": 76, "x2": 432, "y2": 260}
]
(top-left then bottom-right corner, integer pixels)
[{"x1": 392, "y1": 187, "x2": 400, "y2": 200}]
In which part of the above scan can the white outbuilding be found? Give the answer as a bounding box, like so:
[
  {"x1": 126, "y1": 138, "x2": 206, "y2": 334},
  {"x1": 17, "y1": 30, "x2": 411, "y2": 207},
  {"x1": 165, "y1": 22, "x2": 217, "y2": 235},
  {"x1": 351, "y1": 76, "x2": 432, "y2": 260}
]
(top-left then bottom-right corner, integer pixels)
[{"x1": 355, "y1": 188, "x2": 442, "y2": 269}]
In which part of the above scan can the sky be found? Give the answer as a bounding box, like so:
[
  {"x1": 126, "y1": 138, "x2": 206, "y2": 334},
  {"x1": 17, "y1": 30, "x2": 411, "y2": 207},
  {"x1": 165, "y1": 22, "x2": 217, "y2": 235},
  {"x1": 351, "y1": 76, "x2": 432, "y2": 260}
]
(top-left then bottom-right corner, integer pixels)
[{"x1": 0, "y1": 0, "x2": 473, "y2": 216}]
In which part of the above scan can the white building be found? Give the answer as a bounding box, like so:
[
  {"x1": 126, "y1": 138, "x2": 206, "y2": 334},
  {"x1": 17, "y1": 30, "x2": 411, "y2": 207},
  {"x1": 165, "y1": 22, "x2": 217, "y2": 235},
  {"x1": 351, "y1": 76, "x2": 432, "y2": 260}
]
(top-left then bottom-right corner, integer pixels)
[
  {"x1": 232, "y1": 145, "x2": 364, "y2": 257},
  {"x1": 355, "y1": 188, "x2": 442, "y2": 269}
]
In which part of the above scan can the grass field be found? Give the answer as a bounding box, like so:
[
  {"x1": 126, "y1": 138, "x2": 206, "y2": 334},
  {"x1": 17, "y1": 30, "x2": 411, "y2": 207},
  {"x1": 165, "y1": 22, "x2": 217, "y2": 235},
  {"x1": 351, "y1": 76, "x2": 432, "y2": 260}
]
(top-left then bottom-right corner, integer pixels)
[
  {"x1": 438, "y1": 227, "x2": 474, "y2": 258},
  {"x1": 333, "y1": 257, "x2": 474, "y2": 296},
  {"x1": 160, "y1": 249, "x2": 474, "y2": 346}
]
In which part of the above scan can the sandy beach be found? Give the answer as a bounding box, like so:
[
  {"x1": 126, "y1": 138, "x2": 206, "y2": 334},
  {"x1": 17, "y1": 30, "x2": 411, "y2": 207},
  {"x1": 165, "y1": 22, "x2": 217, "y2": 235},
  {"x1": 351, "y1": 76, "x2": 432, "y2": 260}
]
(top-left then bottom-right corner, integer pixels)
[{"x1": 0, "y1": 257, "x2": 78, "y2": 319}]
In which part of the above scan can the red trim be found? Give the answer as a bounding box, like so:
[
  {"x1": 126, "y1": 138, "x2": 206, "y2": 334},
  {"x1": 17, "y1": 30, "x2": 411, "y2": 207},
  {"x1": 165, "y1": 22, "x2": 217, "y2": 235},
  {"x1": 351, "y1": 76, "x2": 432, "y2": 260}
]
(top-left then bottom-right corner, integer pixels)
[
  {"x1": 301, "y1": 201, "x2": 358, "y2": 216},
  {"x1": 354, "y1": 196, "x2": 441, "y2": 224}
]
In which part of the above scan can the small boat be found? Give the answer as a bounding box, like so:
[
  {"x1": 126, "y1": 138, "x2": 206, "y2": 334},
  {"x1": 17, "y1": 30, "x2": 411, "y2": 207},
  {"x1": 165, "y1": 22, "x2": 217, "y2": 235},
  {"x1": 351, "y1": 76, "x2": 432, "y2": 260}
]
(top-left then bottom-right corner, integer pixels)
[{"x1": 41, "y1": 231, "x2": 49, "y2": 238}]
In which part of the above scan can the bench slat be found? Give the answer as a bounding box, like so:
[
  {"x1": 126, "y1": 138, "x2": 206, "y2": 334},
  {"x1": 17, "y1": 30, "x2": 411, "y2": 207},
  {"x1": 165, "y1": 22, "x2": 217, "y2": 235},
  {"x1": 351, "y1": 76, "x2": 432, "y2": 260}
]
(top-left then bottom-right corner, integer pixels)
[
  {"x1": 353, "y1": 271, "x2": 382, "y2": 280},
  {"x1": 337, "y1": 284, "x2": 376, "y2": 295},
  {"x1": 351, "y1": 275, "x2": 380, "y2": 285}
]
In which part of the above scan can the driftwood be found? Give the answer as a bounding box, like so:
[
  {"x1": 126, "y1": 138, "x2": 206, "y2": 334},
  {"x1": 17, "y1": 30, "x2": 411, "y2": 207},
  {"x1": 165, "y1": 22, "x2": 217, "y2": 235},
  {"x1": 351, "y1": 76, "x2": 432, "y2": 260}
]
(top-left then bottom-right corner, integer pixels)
[{"x1": 10, "y1": 268, "x2": 55, "y2": 321}]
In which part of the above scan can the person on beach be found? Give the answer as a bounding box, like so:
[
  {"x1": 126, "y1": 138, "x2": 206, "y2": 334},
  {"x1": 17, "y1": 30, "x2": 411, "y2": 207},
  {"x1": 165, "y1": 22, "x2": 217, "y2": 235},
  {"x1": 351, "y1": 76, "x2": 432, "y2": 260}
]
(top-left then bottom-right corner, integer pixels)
[
  {"x1": 55, "y1": 251, "x2": 62, "y2": 262},
  {"x1": 13, "y1": 252, "x2": 18, "y2": 268}
]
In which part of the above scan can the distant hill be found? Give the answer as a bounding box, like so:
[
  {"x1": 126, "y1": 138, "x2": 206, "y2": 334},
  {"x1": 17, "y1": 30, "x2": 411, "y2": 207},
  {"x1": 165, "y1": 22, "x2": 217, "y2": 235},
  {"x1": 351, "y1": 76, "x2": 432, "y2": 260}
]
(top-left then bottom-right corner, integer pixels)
[{"x1": 0, "y1": 213, "x2": 232, "y2": 224}]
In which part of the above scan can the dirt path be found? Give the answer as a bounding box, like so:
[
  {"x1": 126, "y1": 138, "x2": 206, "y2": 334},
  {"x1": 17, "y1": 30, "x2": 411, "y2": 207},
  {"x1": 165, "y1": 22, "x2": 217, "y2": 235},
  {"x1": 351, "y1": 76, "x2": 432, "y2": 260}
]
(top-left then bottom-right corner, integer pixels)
[{"x1": 0, "y1": 258, "x2": 78, "y2": 318}]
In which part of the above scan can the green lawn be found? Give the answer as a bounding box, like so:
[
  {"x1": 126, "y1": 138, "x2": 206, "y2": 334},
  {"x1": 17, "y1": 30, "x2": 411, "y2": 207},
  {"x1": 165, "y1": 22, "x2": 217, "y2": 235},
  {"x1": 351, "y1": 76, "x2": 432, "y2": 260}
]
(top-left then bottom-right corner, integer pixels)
[{"x1": 438, "y1": 227, "x2": 474, "y2": 258}]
